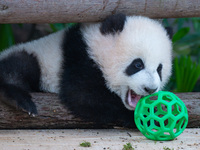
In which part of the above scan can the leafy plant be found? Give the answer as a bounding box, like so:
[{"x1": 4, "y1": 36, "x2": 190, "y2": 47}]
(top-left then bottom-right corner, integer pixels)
[
  {"x1": 174, "y1": 56, "x2": 200, "y2": 92},
  {"x1": 80, "y1": 141, "x2": 91, "y2": 147},
  {"x1": 163, "y1": 18, "x2": 200, "y2": 92},
  {"x1": 163, "y1": 147, "x2": 174, "y2": 150},
  {"x1": 0, "y1": 24, "x2": 15, "y2": 51},
  {"x1": 123, "y1": 143, "x2": 134, "y2": 150},
  {"x1": 164, "y1": 18, "x2": 200, "y2": 57}
]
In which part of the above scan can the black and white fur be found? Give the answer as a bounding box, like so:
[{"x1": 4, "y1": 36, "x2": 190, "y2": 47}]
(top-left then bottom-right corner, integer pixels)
[{"x1": 0, "y1": 14, "x2": 172, "y2": 127}]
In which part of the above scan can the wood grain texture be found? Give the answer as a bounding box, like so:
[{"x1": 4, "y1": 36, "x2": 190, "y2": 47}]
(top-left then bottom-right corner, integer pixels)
[
  {"x1": 0, "y1": 92, "x2": 199, "y2": 129},
  {"x1": 0, "y1": 0, "x2": 200, "y2": 23},
  {"x1": 0, "y1": 129, "x2": 200, "y2": 150},
  {"x1": 0, "y1": 93, "x2": 98, "y2": 129}
]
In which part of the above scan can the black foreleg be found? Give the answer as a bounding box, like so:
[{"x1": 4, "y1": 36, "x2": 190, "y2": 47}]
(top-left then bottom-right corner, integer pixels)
[{"x1": 0, "y1": 51, "x2": 41, "y2": 115}]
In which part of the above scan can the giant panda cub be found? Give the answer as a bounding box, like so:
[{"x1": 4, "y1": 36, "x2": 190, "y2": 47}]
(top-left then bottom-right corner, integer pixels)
[{"x1": 0, "y1": 14, "x2": 172, "y2": 127}]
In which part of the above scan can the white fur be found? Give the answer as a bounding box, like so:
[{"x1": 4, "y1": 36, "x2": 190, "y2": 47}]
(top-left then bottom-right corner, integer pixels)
[
  {"x1": 0, "y1": 30, "x2": 65, "y2": 93},
  {"x1": 82, "y1": 16, "x2": 172, "y2": 110}
]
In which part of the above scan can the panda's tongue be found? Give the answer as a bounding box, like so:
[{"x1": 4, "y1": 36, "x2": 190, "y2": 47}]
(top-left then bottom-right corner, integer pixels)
[{"x1": 128, "y1": 90, "x2": 141, "y2": 108}]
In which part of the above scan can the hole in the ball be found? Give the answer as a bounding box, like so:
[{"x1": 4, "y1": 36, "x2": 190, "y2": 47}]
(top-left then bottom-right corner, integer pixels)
[
  {"x1": 145, "y1": 97, "x2": 156, "y2": 104},
  {"x1": 154, "y1": 120, "x2": 160, "y2": 127},
  {"x1": 151, "y1": 129, "x2": 158, "y2": 132},
  {"x1": 164, "y1": 119, "x2": 169, "y2": 126},
  {"x1": 172, "y1": 105, "x2": 176, "y2": 115},
  {"x1": 154, "y1": 106, "x2": 158, "y2": 113},
  {"x1": 140, "y1": 120, "x2": 144, "y2": 126},
  {"x1": 164, "y1": 132, "x2": 170, "y2": 135},
  {"x1": 181, "y1": 119, "x2": 186, "y2": 129},
  {"x1": 176, "y1": 117, "x2": 187, "y2": 130},
  {"x1": 143, "y1": 107, "x2": 150, "y2": 117},
  {"x1": 161, "y1": 103, "x2": 167, "y2": 112},
  {"x1": 147, "y1": 120, "x2": 150, "y2": 127},
  {"x1": 158, "y1": 114, "x2": 165, "y2": 118},
  {"x1": 176, "y1": 119, "x2": 180, "y2": 125},
  {"x1": 162, "y1": 95, "x2": 173, "y2": 102},
  {"x1": 172, "y1": 104, "x2": 181, "y2": 116},
  {"x1": 173, "y1": 128, "x2": 177, "y2": 133},
  {"x1": 178, "y1": 105, "x2": 181, "y2": 112},
  {"x1": 143, "y1": 115, "x2": 147, "y2": 118},
  {"x1": 164, "y1": 118, "x2": 174, "y2": 128},
  {"x1": 150, "y1": 96, "x2": 158, "y2": 101},
  {"x1": 154, "y1": 104, "x2": 167, "y2": 118}
]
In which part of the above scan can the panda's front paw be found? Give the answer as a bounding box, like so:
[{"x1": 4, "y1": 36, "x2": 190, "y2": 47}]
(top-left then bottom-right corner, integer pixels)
[
  {"x1": 1, "y1": 85, "x2": 38, "y2": 116},
  {"x1": 17, "y1": 97, "x2": 38, "y2": 116}
]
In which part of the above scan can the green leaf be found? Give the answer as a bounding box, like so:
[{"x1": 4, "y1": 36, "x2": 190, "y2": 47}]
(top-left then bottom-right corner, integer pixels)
[
  {"x1": 172, "y1": 27, "x2": 190, "y2": 43},
  {"x1": 0, "y1": 24, "x2": 15, "y2": 51}
]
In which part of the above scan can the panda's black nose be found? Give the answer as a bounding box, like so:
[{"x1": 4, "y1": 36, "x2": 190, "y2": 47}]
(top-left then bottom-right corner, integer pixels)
[{"x1": 144, "y1": 87, "x2": 157, "y2": 94}]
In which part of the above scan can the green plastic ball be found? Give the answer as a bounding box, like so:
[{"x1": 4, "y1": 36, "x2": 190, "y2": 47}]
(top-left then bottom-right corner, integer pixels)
[{"x1": 134, "y1": 91, "x2": 188, "y2": 141}]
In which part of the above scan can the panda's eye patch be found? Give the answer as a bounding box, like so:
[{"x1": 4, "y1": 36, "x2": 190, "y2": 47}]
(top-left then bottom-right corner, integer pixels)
[
  {"x1": 157, "y1": 64, "x2": 162, "y2": 81},
  {"x1": 125, "y1": 58, "x2": 144, "y2": 76}
]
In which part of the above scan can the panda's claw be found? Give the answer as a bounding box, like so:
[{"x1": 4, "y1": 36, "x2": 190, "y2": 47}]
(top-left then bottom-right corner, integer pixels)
[{"x1": 15, "y1": 94, "x2": 38, "y2": 116}]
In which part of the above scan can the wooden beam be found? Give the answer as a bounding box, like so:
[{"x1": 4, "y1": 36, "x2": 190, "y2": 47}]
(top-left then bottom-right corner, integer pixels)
[
  {"x1": 0, "y1": 92, "x2": 199, "y2": 129},
  {"x1": 0, "y1": 0, "x2": 200, "y2": 23}
]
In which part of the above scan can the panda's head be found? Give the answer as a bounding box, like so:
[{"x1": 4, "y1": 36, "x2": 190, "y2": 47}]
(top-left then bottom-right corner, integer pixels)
[{"x1": 82, "y1": 14, "x2": 172, "y2": 110}]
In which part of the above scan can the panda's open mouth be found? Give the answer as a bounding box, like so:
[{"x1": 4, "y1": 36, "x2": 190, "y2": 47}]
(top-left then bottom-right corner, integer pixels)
[{"x1": 126, "y1": 89, "x2": 142, "y2": 109}]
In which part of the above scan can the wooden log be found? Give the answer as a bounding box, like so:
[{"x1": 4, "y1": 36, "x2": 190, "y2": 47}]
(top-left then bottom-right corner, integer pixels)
[
  {"x1": 0, "y1": 0, "x2": 200, "y2": 23},
  {"x1": 0, "y1": 92, "x2": 199, "y2": 129},
  {"x1": 177, "y1": 93, "x2": 200, "y2": 128},
  {"x1": 0, "y1": 93, "x2": 98, "y2": 129}
]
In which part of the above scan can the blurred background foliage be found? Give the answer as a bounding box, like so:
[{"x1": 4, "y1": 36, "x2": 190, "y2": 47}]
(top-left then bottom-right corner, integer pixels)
[
  {"x1": 0, "y1": 24, "x2": 15, "y2": 52},
  {"x1": 0, "y1": 18, "x2": 200, "y2": 92},
  {"x1": 163, "y1": 18, "x2": 200, "y2": 92}
]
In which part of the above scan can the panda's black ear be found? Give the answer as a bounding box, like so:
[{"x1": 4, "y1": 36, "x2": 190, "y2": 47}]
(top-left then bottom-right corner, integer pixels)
[
  {"x1": 100, "y1": 13, "x2": 126, "y2": 35},
  {"x1": 165, "y1": 27, "x2": 173, "y2": 40}
]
